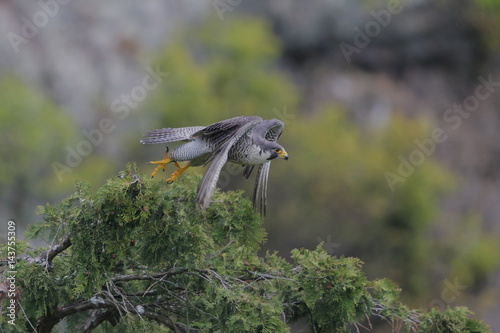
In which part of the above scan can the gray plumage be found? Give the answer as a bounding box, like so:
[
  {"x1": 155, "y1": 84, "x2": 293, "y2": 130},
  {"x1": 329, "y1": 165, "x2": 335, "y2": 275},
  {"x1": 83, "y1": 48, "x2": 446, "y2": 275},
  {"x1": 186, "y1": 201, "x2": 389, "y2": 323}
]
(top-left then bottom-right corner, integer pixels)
[
  {"x1": 141, "y1": 116, "x2": 288, "y2": 215},
  {"x1": 140, "y1": 126, "x2": 205, "y2": 144}
]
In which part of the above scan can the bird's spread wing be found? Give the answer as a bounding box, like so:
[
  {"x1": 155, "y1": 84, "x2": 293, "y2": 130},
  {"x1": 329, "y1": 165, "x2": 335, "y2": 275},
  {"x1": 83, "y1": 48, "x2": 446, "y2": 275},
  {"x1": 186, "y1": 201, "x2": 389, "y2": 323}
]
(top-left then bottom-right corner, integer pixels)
[
  {"x1": 253, "y1": 119, "x2": 285, "y2": 142},
  {"x1": 141, "y1": 117, "x2": 262, "y2": 146},
  {"x1": 249, "y1": 119, "x2": 285, "y2": 214},
  {"x1": 197, "y1": 120, "x2": 261, "y2": 210},
  {"x1": 253, "y1": 162, "x2": 271, "y2": 216},
  {"x1": 241, "y1": 120, "x2": 284, "y2": 180},
  {"x1": 141, "y1": 126, "x2": 205, "y2": 144},
  {"x1": 193, "y1": 116, "x2": 262, "y2": 149}
]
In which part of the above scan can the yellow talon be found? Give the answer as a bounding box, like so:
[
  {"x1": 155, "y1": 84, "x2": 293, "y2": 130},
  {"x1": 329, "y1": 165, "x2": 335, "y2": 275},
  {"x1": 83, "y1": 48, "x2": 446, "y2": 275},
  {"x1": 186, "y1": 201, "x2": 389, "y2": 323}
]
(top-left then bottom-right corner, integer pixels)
[
  {"x1": 149, "y1": 149, "x2": 192, "y2": 183},
  {"x1": 166, "y1": 162, "x2": 191, "y2": 184},
  {"x1": 149, "y1": 150, "x2": 172, "y2": 178}
]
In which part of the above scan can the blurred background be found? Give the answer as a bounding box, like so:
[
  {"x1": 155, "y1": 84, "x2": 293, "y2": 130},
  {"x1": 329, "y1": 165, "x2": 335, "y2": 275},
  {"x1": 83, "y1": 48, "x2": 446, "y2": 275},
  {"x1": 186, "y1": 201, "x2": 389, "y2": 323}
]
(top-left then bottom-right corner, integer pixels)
[{"x1": 1, "y1": 0, "x2": 499, "y2": 331}]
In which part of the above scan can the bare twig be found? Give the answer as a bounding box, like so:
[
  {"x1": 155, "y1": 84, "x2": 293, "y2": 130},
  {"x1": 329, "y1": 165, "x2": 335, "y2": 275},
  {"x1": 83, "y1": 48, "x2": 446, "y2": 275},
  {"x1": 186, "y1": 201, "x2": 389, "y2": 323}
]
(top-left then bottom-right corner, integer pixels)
[
  {"x1": 204, "y1": 240, "x2": 234, "y2": 260},
  {"x1": 18, "y1": 301, "x2": 38, "y2": 333}
]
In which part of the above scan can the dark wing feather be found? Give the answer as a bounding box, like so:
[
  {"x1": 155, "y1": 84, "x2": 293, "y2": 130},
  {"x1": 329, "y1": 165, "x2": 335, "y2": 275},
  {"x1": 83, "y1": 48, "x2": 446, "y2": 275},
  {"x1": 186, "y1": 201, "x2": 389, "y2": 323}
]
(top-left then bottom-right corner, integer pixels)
[
  {"x1": 248, "y1": 119, "x2": 285, "y2": 214},
  {"x1": 253, "y1": 162, "x2": 271, "y2": 216},
  {"x1": 197, "y1": 120, "x2": 261, "y2": 210},
  {"x1": 193, "y1": 116, "x2": 262, "y2": 148},
  {"x1": 141, "y1": 116, "x2": 263, "y2": 145},
  {"x1": 242, "y1": 165, "x2": 254, "y2": 179}
]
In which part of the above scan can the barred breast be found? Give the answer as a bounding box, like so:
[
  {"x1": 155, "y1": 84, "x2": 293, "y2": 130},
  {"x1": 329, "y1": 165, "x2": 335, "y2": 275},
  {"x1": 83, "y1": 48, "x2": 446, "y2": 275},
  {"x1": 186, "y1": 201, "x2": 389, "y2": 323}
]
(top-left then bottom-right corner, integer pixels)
[{"x1": 228, "y1": 141, "x2": 271, "y2": 165}]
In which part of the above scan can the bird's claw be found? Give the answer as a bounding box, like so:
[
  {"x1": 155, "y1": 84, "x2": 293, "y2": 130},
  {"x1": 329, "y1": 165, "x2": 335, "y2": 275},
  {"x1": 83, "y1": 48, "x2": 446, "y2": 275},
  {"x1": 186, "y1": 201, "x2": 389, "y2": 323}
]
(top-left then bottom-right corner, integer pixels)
[
  {"x1": 149, "y1": 162, "x2": 167, "y2": 178},
  {"x1": 148, "y1": 150, "x2": 172, "y2": 178},
  {"x1": 165, "y1": 163, "x2": 186, "y2": 184}
]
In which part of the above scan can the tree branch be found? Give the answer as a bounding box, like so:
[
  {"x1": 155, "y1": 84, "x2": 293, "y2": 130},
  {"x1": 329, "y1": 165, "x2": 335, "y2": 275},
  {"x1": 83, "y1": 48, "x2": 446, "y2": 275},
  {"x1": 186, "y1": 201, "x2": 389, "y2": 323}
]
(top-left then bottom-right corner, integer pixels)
[
  {"x1": 36, "y1": 296, "x2": 191, "y2": 333},
  {"x1": 35, "y1": 262, "x2": 279, "y2": 332},
  {"x1": 111, "y1": 268, "x2": 189, "y2": 283},
  {"x1": 142, "y1": 309, "x2": 191, "y2": 333},
  {"x1": 81, "y1": 309, "x2": 119, "y2": 333},
  {"x1": 37, "y1": 233, "x2": 72, "y2": 270},
  {"x1": 36, "y1": 299, "x2": 109, "y2": 333},
  {"x1": 0, "y1": 233, "x2": 72, "y2": 270}
]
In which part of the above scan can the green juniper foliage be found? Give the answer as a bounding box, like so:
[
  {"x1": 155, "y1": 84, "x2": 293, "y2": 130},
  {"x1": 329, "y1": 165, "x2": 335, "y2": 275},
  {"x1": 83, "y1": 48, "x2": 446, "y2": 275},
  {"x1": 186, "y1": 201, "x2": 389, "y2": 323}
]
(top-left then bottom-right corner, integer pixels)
[{"x1": 0, "y1": 164, "x2": 490, "y2": 332}]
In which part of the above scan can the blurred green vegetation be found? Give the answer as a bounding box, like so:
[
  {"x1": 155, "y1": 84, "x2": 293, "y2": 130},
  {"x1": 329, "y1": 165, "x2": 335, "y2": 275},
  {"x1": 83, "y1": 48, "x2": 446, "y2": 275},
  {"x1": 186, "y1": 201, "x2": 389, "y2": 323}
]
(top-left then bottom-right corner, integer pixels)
[
  {"x1": 449, "y1": 213, "x2": 500, "y2": 288},
  {"x1": 473, "y1": 0, "x2": 500, "y2": 49},
  {"x1": 0, "y1": 78, "x2": 71, "y2": 186},
  {"x1": 0, "y1": 81, "x2": 123, "y2": 224},
  {"x1": 0, "y1": 77, "x2": 77, "y2": 221}
]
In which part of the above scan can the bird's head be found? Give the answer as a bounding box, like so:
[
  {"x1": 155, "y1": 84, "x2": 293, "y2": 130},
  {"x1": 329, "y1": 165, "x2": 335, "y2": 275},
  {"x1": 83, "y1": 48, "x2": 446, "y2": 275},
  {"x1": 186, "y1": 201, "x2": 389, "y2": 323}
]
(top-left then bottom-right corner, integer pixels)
[{"x1": 267, "y1": 144, "x2": 288, "y2": 161}]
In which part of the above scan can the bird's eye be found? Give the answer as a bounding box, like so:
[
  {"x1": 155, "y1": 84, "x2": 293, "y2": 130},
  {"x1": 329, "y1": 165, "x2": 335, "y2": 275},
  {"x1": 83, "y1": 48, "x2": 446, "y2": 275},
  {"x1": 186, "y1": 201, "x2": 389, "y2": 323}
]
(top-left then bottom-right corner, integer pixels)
[{"x1": 274, "y1": 148, "x2": 282, "y2": 153}]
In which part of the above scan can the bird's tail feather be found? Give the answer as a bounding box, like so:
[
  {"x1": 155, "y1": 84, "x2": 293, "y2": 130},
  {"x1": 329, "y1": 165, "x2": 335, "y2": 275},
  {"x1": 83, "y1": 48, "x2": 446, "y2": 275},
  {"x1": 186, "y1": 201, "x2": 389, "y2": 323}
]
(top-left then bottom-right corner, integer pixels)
[{"x1": 141, "y1": 126, "x2": 205, "y2": 144}]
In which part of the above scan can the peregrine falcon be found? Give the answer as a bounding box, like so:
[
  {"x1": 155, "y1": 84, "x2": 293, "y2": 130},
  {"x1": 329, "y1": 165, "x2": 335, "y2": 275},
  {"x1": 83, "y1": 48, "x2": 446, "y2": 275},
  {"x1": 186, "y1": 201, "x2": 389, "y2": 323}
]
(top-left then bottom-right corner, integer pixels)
[{"x1": 141, "y1": 116, "x2": 288, "y2": 215}]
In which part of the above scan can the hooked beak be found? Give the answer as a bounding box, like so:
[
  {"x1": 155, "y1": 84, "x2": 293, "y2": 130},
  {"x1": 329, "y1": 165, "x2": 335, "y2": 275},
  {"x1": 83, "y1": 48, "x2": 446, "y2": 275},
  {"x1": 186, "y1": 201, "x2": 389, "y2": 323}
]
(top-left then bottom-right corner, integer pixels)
[{"x1": 278, "y1": 150, "x2": 288, "y2": 160}]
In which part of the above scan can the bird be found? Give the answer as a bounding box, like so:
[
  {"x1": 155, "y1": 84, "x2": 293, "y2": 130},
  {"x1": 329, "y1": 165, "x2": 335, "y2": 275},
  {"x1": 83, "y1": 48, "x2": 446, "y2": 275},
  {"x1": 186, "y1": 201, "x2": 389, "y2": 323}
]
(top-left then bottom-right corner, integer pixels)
[{"x1": 140, "y1": 116, "x2": 288, "y2": 215}]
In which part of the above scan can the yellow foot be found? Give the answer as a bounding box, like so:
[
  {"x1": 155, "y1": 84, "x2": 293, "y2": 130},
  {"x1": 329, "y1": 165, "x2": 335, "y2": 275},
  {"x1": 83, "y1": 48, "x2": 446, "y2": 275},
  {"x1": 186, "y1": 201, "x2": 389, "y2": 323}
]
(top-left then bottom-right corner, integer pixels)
[
  {"x1": 149, "y1": 150, "x2": 172, "y2": 178},
  {"x1": 166, "y1": 161, "x2": 191, "y2": 184}
]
